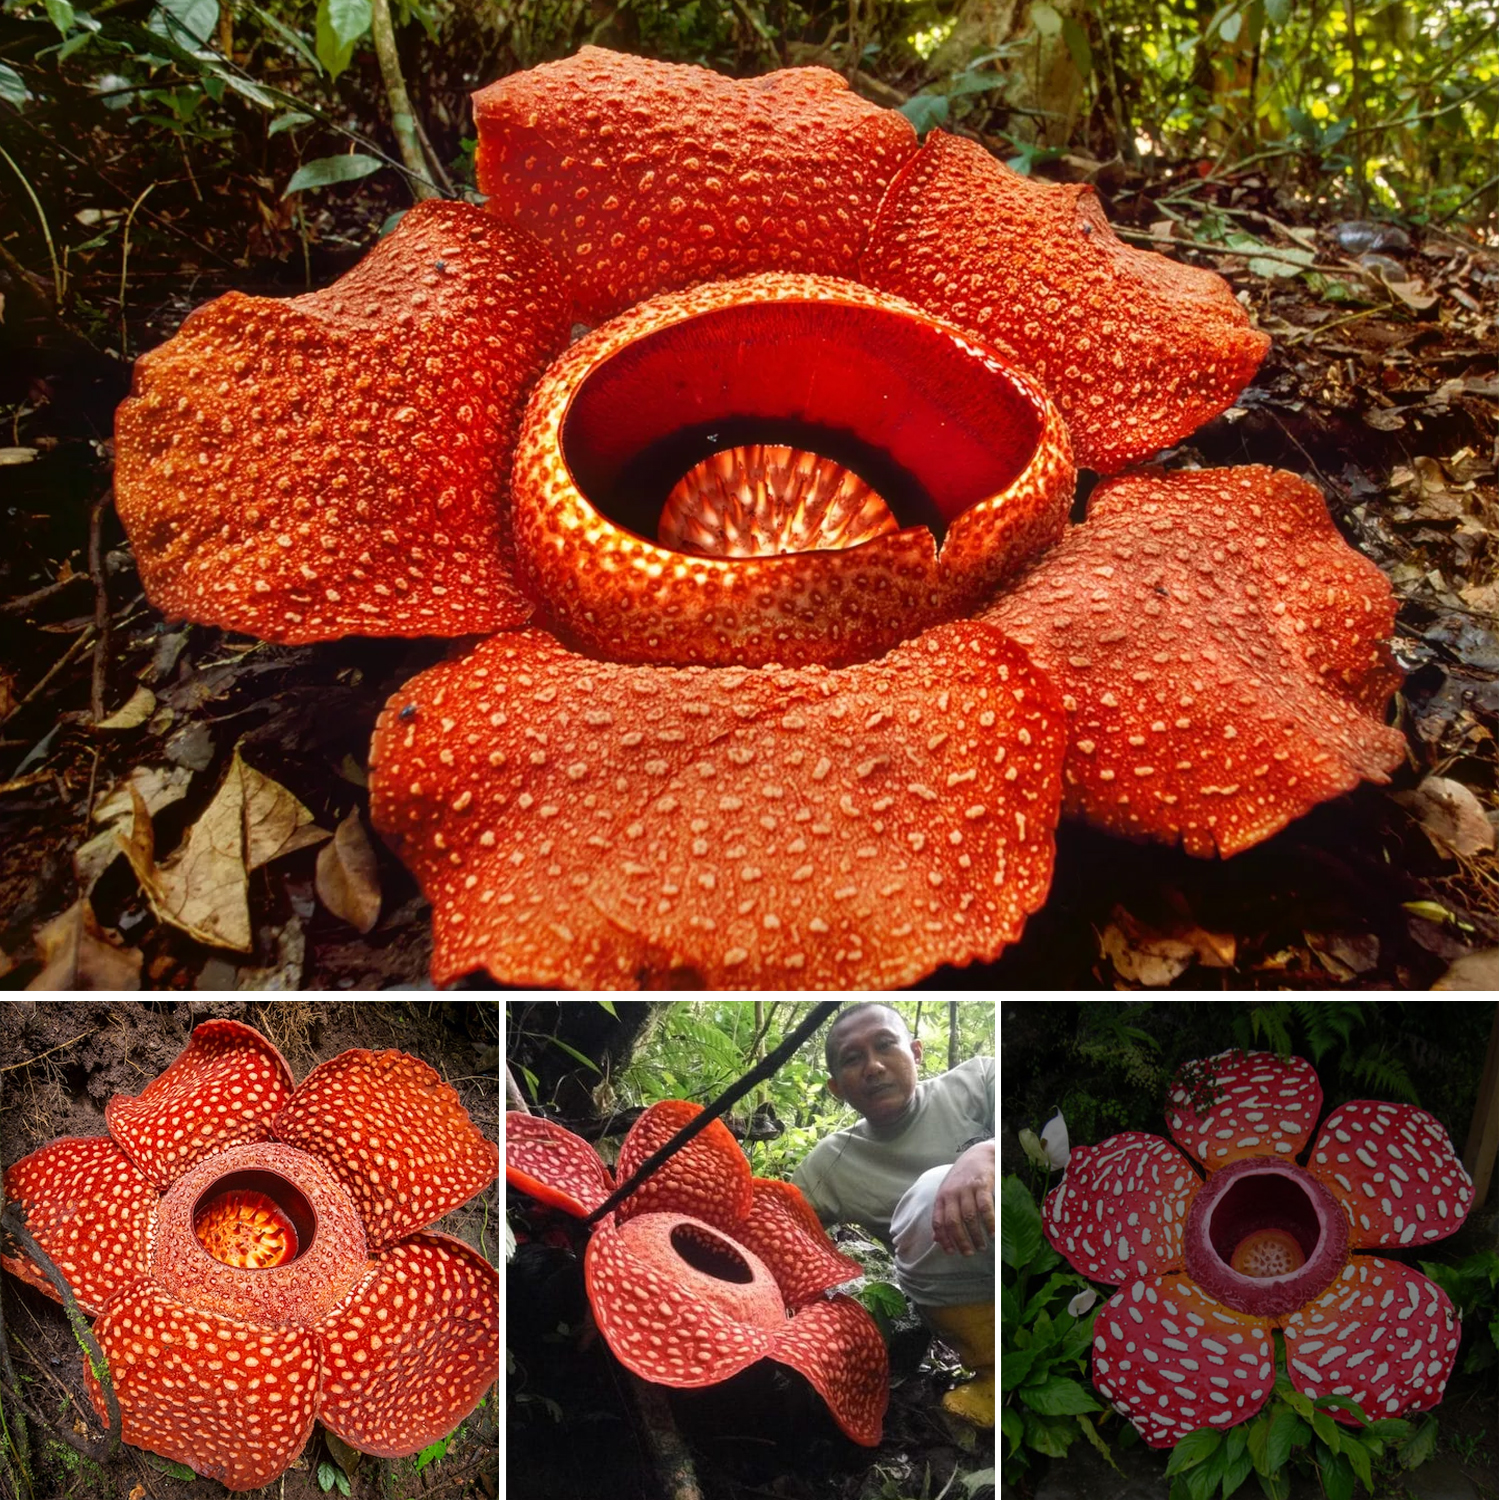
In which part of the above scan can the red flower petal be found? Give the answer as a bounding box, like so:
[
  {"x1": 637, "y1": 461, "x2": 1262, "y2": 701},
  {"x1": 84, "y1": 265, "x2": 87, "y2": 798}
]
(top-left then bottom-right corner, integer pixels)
[
  {"x1": 739, "y1": 1178, "x2": 863, "y2": 1306},
  {"x1": 1092, "y1": 1274, "x2": 1273, "y2": 1448},
  {"x1": 1283, "y1": 1258, "x2": 1460, "y2": 1420},
  {"x1": 862, "y1": 132, "x2": 1269, "y2": 474},
  {"x1": 368, "y1": 620, "x2": 1066, "y2": 989},
  {"x1": 584, "y1": 1212, "x2": 780, "y2": 1387},
  {"x1": 1042, "y1": 1132, "x2": 1199, "y2": 1285},
  {"x1": 114, "y1": 200, "x2": 569, "y2": 643},
  {"x1": 86, "y1": 1283, "x2": 320, "y2": 1491},
  {"x1": 510, "y1": 272, "x2": 1071, "y2": 669},
  {"x1": 614, "y1": 1101, "x2": 754, "y2": 1227},
  {"x1": 1306, "y1": 1102, "x2": 1474, "y2": 1250},
  {"x1": 315, "y1": 1232, "x2": 499, "y2": 1457},
  {"x1": 0, "y1": 1137, "x2": 157, "y2": 1316},
  {"x1": 766, "y1": 1293, "x2": 889, "y2": 1446},
  {"x1": 1165, "y1": 1050, "x2": 1323, "y2": 1171},
  {"x1": 473, "y1": 47, "x2": 918, "y2": 323},
  {"x1": 106, "y1": 1019, "x2": 295, "y2": 1190},
  {"x1": 984, "y1": 467, "x2": 1405, "y2": 856},
  {"x1": 151, "y1": 1142, "x2": 371, "y2": 1325},
  {"x1": 274, "y1": 1049, "x2": 498, "y2": 1252},
  {"x1": 505, "y1": 1111, "x2": 614, "y2": 1217}
]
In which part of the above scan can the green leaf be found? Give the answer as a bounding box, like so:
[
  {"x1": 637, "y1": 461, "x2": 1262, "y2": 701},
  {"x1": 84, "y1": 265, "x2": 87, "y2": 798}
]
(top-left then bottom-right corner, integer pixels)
[
  {"x1": 44, "y1": 0, "x2": 75, "y2": 34},
  {"x1": 248, "y1": 2, "x2": 323, "y2": 72},
  {"x1": 1061, "y1": 15, "x2": 1093, "y2": 78},
  {"x1": 146, "y1": 1456, "x2": 198, "y2": 1480},
  {"x1": 1187, "y1": 1446, "x2": 1230, "y2": 1500},
  {"x1": 1281, "y1": 1387, "x2": 1315, "y2": 1421},
  {"x1": 899, "y1": 93, "x2": 948, "y2": 134},
  {"x1": 1000, "y1": 1177, "x2": 1045, "y2": 1269},
  {"x1": 1254, "y1": 1468, "x2": 1290, "y2": 1500},
  {"x1": 153, "y1": 0, "x2": 218, "y2": 45},
  {"x1": 1313, "y1": 1395, "x2": 1369, "y2": 1426},
  {"x1": 282, "y1": 153, "x2": 383, "y2": 195},
  {"x1": 1264, "y1": 1407, "x2": 1309, "y2": 1471},
  {"x1": 1365, "y1": 1417, "x2": 1413, "y2": 1442},
  {"x1": 1341, "y1": 1432, "x2": 1373, "y2": 1493},
  {"x1": 1001, "y1": 1345, "x2": 1042, "y2": 1393},
  {"x1": 1220, "y1": 9, "x2": 1242, "y2": 42},
  {"x1": 1166, "y1": 1428, "x2": 1223, "y2": 1475},
  {"x1": 1001, "y1": 1406, "x2": 1024, "y2": 1458},
  {"x1": 1031, "y1": 2, "x2": 1062, "y2": 35},
  {"x1": 269, "y1": 109, "x2": 314, "y2": 135},
  {"x1": 1221, "y1": 1448, "x2": 1254, "y2": 1498},
  {"x1": 1244, "y1": 1412, "x2": 1272, "y2": 1474},
  {"x1": 1319, "y1": 1449, "x2": 1355, "y2": 1500},
  {"x1": 0, "y1": 61, "x2": 28, "y2": 107},
  {"x1": 1309, "y1": 1410, "x2": 1340, "y2": 1451},
  {"x1": 315, "y1": 0, "x2": 370, "y2": 77},
  {"x1": 1399, "y1": 1414, "x2": 1438, "y2": 1469},
  {"x1": 414, "y1": 1438, "x2": 447, "y2": 1472},
  {"x1": 1022, "y1": 1410, "x2": 1076, "y2": 1458},
  {"x1": 1017, "y1": 1375, "x2": 1101, "y2": 1416},
  {"x1": 1264, "y1": 0, "x2": 1289, "y2": 21}
]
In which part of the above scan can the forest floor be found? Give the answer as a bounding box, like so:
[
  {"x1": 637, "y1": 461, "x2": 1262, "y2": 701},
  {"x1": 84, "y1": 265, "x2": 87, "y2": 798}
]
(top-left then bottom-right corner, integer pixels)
[
  {"x1": 0, "y1": 998, "x2": 500, "y2": 1500},
  {"x1": 1, "y1": 142, "x2": 1495, "y2": 991}
]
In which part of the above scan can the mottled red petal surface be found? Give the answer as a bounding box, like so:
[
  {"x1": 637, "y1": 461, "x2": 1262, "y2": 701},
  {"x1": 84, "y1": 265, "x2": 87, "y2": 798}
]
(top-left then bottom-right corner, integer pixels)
[
  {"x1": 368, "y1": 621, "x2": 1066, "y2": 989},
  {"x1": 511, "y1": 273, "x2": 1070, "y2": 669},
  {"x1": 767, "y1": 1293, "x2": 889, "y2": 1446},
  {"x1": 584, "y1": 1212, "x2": 779, "y2": 1387},
  {"x1": 984, "y1": 467, "x2": 1405, "y2": 856},
  {"x1": 315, "y1": 1232, "x2": 499, "y2": 1457},
  {"x1": 504, "y1": 1112, "x2": 614, "y2": 1218},
  {"x1": 861, "y1": 132, "x2": 1269, "y2": 474},
  {"x1": 273, "y1": 1049, "x2": 498, "y2": 1252},
  {"x1": 114, "y1": 200, "x2": 569, "y2": 643},
  {"x1": 1166, "y1": 1050, "x2": 1323, "y2": 1171},
  {"x1": 106, "y1": 1019, "x2": 295, "y2": 1190},
  {"x1": 1092, "y1": 1275, "x2": 1274, "y2": 1448},
  {"x1": 614, "y1": 1101, "x2": 755, "y2": 1227},
  {"x1": 473, "y1": 47, "x2": 917, "y2": 323},
  {"x1": 151, "y1": 1142, "x2": 370, "y2": 1325},
  {"x1": 0, "y1": 1137, "x2": 157, "y2": 1315},
  {"x1": 1042, "y1": 1132, "x2": 1198, "y2": 1285},
  {"x1": 1283, "y1": 1258, "x2": 1460, "y2": 1420},
  {"x1": 87, "y1": 1283, "x2": 320, "y2": 1491},
  {"x1": 739, "y1": 1178, "x2": 862, "y2": 1306},
  {"x1": 1306, "y1": 1102, "x2": 1474, "y2": 1250}
]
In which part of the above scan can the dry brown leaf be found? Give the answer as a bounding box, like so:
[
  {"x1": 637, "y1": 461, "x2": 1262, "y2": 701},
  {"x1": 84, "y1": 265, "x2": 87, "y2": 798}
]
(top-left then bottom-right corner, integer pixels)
[
  {"x1": 95, "y1": 684, "x2": 157, "y2": 731},
  {"x1": 1394, "y1": 776, "x2": 1496, "y2": 860},
  {"x1": 315, "y1": 809, "x2": 382, "y2": 934},
  {"x1": 1306, "y1": 930, "x2": 1381, "y2": 980},
  {"x1": 120, "y1": 746, "x2": 328, "y2": 952},
  {"x1": 1100, "y1": 903, "x2": 1235, "y2": 987},
  {"x1": 28, "y1": 900, "x2": 142, "y2": 990}
]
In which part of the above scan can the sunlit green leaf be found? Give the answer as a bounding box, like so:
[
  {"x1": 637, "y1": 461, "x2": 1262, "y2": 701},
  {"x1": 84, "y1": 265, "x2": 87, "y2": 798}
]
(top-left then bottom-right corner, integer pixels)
[
  {"x1": 282, "y1": 153, "x2": 383, "y2": 195},
  {"x1": 0, "y1": 61, "x2": 29, "y2": 107}
]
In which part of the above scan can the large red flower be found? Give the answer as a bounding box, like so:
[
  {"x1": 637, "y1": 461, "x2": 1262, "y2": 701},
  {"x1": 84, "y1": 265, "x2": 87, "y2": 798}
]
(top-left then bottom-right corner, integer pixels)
[
  {"x1": 1043, "y1": 1050, "x2": 1474, "y2": 1448},
  {"x1": 506, "y1": 1100, "x2": 889, "y2": 1445},
  {"x1": 1, "y1": 1020, "x2": 499, "y2": 1491},
  {"x1": 110, "y1": 48, "x2": 1405, "y2": 989}
]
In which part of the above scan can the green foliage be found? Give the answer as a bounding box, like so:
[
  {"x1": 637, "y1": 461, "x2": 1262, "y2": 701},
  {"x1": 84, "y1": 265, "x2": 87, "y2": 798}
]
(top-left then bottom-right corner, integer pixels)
[
  {"x1": 1000, "y1": 1174, "x2": 1113, "y2": 1486},
  {"x1": 1419, "y1": 1248, "x2": 1499, "y2": 1373},
  {"x1": 316, "y1": 1459, "x2": 352, "y2": 1494}
]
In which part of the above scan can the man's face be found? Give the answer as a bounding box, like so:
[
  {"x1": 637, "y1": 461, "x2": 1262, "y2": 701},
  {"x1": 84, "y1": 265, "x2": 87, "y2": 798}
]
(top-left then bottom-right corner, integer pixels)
[{"x1": 827, "y1": 1009, "x2": 923, "y2": 1125}]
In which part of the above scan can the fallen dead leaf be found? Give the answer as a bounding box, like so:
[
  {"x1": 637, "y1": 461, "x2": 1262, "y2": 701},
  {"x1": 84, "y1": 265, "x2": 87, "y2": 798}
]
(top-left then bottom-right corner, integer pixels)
[
  {"x1": 1099, "y1": 905, "x2": 1235, "y2": 988},
  {"x1": 28, "y1": 899, "x2": 143, "y2": 990},
  {"x1": 316, "y1": 809, "x2": 382, "y2": 934},
  {"x1": 1432, "y1": 948, "x2": 1500, "y2": 991},
  {"x1": 95, "y1": 683, "x2": 157, "y2": 731},
  {"x1": 1305, "y1": 930, "x2": 1380, "y2": 980},
  {"x1": 76, "y1": 764, "x2": 197, "y2": 892},
  {"x1": 1393, "y1": 776, "x2": 1497, "y2": 859},
  {"x1": 120, "y1": 745, "x2": 328, "y2": 951}
]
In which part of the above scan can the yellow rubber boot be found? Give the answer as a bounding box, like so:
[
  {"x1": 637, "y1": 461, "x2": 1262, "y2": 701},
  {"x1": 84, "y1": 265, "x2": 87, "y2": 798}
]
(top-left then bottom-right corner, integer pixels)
[{"x1": 921, "y1": 1302, "x2": 995, "y2": 1427}]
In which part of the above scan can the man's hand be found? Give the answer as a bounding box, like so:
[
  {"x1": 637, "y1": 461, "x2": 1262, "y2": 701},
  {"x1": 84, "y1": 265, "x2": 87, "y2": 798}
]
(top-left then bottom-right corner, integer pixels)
[{"x1": 931, "y1": 1141, "x2": 996, "y2": 1256}]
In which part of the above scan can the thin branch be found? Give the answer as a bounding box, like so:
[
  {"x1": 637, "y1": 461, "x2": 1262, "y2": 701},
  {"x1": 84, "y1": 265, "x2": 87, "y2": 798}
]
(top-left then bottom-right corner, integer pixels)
[
  {"x1": 367, "y1": 0, "x2": 438, "y2": 201},
  {"x1": 89, "y1": 493, "x2": 112, "y2": 726}
]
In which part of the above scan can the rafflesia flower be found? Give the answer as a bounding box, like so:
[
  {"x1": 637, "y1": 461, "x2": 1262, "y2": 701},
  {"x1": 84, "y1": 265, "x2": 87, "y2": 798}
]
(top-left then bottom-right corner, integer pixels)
[
  {"x1": 1, "y1": 1020, "x2": 499, "y2": 1490},
  {"x1": 506, "y1": 1099, "x2": 889, "y2": 1445},
  {"x1": 1042, "y1": 1050, "x2": 1475, "y2": 1448},
  {"x1": 111, "y1": 47, "x2": 1405, "y2": 990}
]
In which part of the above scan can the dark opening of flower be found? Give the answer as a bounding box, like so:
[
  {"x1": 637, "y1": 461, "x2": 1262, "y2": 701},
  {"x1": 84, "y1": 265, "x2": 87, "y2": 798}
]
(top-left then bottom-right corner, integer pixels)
[{"x1": 192, "y1": 1173, "x2": 310, "y2": 1269}]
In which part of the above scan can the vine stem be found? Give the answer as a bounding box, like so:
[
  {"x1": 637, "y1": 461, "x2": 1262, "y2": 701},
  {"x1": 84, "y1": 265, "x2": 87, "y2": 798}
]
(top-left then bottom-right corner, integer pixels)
[{"x1": 367, "y1": 0, "x2": 438, "y2": 201}]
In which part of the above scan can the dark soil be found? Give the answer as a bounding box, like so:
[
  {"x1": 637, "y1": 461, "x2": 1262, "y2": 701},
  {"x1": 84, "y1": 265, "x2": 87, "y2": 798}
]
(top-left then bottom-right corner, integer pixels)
[{"x1": 0, "y1": 999, "x2": 500, "y2": 1500}]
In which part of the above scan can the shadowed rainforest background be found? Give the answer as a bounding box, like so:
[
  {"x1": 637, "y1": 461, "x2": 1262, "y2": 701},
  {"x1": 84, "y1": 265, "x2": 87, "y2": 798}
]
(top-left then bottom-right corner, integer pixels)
[{"x1": 0, "y1": 0, "x2": 1495, "y2": 991}]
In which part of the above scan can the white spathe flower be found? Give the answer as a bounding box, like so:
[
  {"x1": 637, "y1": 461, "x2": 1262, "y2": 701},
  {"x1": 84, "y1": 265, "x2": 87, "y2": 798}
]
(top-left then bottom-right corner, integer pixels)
[
  {"x1": 1067, "y1": 1288, "x2": 1098, "y2": 1318},
  {"x1": 1041, "y1": 1109, "x2": 1070, "y2": 1170}
]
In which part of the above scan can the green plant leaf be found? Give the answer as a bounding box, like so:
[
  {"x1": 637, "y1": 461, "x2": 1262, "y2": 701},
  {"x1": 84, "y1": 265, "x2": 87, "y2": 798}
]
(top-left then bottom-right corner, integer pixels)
[
  {"x1": 248, "y1": 2, "x2": 323, "y2": 72},
  {"x1": 1017, "y1": 1375, "x2": 1101, "y2": 1416},
  {"x1": 1264, "y1": 1407, "x2": 1309, "y2": 1471},
  {"x1": 1313, "y1": 1395, "x2": 1369, "y2": 1425},
  {"x1": 1166, "y1": 1428, "x2": 1223, "y2": 1475},
  {"x1": 1022, "y1": 1409, "x2": 1076, "y2": 1457},
  {"x1": 268, "y1": 109, "x2": 314, "y2": 135},
  {"x1": 282, "y1": 153, "x2": 383, "y2": 195},
  {"x1": 414, "y1": 1438, "x2": 448, "y2": 1472},
  {"x1": 1221, "y1": 1447, "x2": 1254, "y2": 1498},
  {"x1": 1309, "y1": 1410, "x2": 1340, "y2": 1451},
  {"x1": 152, "y1": 0, "x2": 218, "y2": 46},
  {"x1": 44, "y1": 0, "x2": 76, "y2": 33},
  {"x1": 1319, "y1": 1449, "x2": 1355, "y2": 1500},
  {"x1": 899, "y1": 93, "x2": 948, "y2": 134},
  {"x1": 1001, "y1": 1406, "x2": 1024, "y2": 1458},
  {"x1": 1341, "y1": 1432, "x2": 1372, "y2": 1492},
  {"x1": 1000, "y1": 1177, "x2": 1043, "y2": 1269},
  {"x1": 315, "y1": 0, "x2": 370, "y2": 78},
  {"x1": 146, "y1": 1456, "x2": 198, "y2": 1480},
  {"x1": 1399, "y1": 1414, "x2": 1438, "y2": 1469},
  {"x1": 0, "y1": 61, "x2": 28, "y2": 106},
  {"x1": 1001, "y1": 1345, "x2": 1042, "y2": 1393}
]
